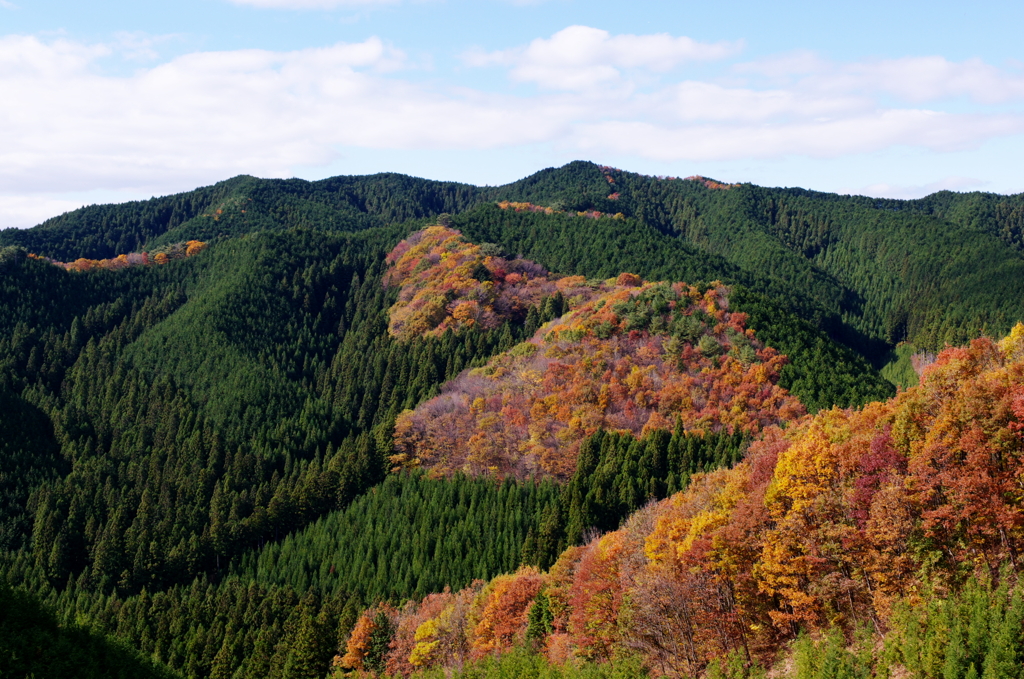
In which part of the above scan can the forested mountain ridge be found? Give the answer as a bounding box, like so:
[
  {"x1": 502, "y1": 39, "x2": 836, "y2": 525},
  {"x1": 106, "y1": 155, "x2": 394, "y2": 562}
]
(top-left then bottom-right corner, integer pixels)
[
  {"x1": 1, "y1": 162, "x2": 1023, "y2": 679},
  {"x1": 4, "y1": 161, "x2": 1022, "y2": 360},
  {"x1": 0, "y1": 174, "x2": 480, "y2": 262}
]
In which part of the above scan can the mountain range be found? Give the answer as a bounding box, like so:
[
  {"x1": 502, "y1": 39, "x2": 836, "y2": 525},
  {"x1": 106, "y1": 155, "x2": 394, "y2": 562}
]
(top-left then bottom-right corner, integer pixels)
[{"x1": 1, "y1": 161, "x2": 1023, "y2": 679}]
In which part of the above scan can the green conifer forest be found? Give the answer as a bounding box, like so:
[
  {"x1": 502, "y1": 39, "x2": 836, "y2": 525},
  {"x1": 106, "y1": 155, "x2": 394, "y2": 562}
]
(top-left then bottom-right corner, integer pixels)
[{"x1": 2, "y1": 162, "x2": 1024, "y2": 678}]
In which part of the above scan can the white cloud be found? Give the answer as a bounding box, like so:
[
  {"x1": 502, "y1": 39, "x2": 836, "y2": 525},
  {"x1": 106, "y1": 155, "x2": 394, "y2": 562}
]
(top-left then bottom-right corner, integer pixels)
[
  {"x1": 0, "y1": 196, "x2": 87, "y2": 230},
  {"x1": 655, "y1": 81, "x2": 870, "y2": 123},
  {"x1": 572, "y1": 111, "x2": 1024, "y2": 162},
  {"x1": 112, "y1": 32, "x2": 180, "y2": 61},
  {"x1": 833, "y1": 57, "x2": 1024, "y2": 104},
  {"x1": 739, "y1": 53, "x2": 1024, "y2": 104},
  {"x1": 848, "y1": 176, "x2": 989, "y2": 200},
  {"x1": 733, "y1": 50, "x2": 828, "y2": 79},
  {"x1": 0, "y1": 35, "x2": 109, "y2": 77},
  {"x1": 225, "y1": 0, "x2": 398, "y2": 8},
  {"x1": 466, "y1": 25, "x2": 742, "y2": 90},
  {"x1": 0, "y1": 35, "x2": 567, "y2": 197},
  {"x1": 2, "y1": 30, "x2": 1023, "y2": 221}
]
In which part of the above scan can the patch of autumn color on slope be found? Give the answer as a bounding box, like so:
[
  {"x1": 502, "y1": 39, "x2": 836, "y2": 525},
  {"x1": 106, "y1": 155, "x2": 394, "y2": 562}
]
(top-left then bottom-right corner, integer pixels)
[
  {"x1": 385, "y1": 225, "x2": 562, "y2": 340},
  {"x1": 385, "y1": 226, "x2": 804, "y2": 480},
  {"x1": 385, "y1": 223, "x2": 622, "y2": 340},
  {"x1": 341, "y1": 325, "x2": 1024, "y2": 678},
  {"x1": 28, "y1": 240, "x2": 207, "y2": 272}
]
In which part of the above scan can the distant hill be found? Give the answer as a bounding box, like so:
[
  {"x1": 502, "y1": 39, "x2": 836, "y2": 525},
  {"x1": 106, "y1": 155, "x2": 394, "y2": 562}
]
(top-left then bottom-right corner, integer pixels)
[
  {"x1": 5, "y1": 161, "x2": 1022, "y2": 363},
  {"x1": 2, "y1": 161, "x2": 1024, "y2": 679}
]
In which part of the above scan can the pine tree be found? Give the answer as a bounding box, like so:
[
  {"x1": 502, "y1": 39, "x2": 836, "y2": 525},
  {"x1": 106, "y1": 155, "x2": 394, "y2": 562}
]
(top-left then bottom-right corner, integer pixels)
[
  {"x1": 364, "y1": 610, "x2": 393, "y2": 675},
  {"x1": 525, "y1": 590, "x2": 554, "y2": 643}
]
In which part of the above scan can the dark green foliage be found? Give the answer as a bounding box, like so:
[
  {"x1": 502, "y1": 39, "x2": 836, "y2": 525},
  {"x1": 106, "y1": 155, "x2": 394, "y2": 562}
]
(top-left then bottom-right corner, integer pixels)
[
  {"x1": 31, "y1": 577, "x2": 358, "y2": 679},
  {"x1": 563, "y1": 428, "x2": 747, "y2": 545},
  {"x1": 232, "y1": 472, "x2": 563, "y2": 602},
  {"x1": 1, "y1": 162, "x2": 1022, "y2": 678},
  {"x1": 0, "y1": 173, "x2": 480, "y2": 261},
  {"x1": 0, "y1": 226, "x2": 554, "y2": 600},
  {"x1": 0, "y1": 232, "x2": 392, "y2": 596},
  {"x1": 5, "y1": 160, "x2": 1021, "y2": 363},
  {"x1": 0, "y1": 580, "x2": 182, "y2": 679},
  {"x1": 231, "y1": 427, "x2": 747, "y2": 610},
  {"x1": 0, "y1": 223, "x2": 568, "y2": 678},
  {"x1": 0, "y1": 389, "x2": 65, "y2": 552},
  {"x1": 729, "y1": 286, "x2": 894, "y2": 410},
  {"x1": 887, "y1": 571, "x2": 1024, "y2": 679},
  {"x1": 6, "y1": 161, "x2": 978, "y2": 409},
  {"x1": 365, "y1": 610, "x2": 395, "y2": 675},
  {"x1": 449, "y1": 203, "x2": 895, "y2": 411},
  {"x1": 879, "y1": 342, "x2": 921, "y2": 389},
  {"x1": 453, "y1": 203, "x2": 741, "y2": 290},
  {"x1": 893, "y1": 190, "x2": 1024, "y2": 255},
  {"x1": 0, "y1": 247, "x2": 103, "y2": 339},
  {"x1": 525, "y1": 591, "x2": 554, "y2": 643},
  {"x1": 488, "y1": 160, "x2": 621, "y2": 213},
  {"x1": 407, "y1": 645, "x2": 648, "y2": 679},
  {"x1": 567, "y1": 168, "x2": 1024, "y2": 354},
  {"x1": 0, "y1": 178, "x2": 255, "y2": 260},
  {"x1": 791, "y1": 628, "x2": 872, "y2": 679}
]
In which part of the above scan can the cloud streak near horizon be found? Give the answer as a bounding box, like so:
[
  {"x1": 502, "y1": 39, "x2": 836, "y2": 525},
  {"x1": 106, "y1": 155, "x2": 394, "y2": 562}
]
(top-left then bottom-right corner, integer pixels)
[
  {"x1": 1, "y1": 26, "x2": 1023, "y2": 227},
  {"x1": 464, "y1": 26, "x2": 743, "y2": 90}
]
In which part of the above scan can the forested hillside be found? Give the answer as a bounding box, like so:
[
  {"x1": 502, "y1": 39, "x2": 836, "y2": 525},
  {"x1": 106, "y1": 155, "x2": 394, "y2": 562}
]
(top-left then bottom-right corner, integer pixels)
[
  {"x1": 0, "y1": 581, "x2": 182, "y2": 679},
  {"x1": 339, "y1": 329, "x2": 1024, "y2": 679},
  {"x1": 384, "y1": 226, "x2": 803, "y2": 479},
  {"x1": 1, "y1": 162, "x2": 1023, "y2": 679},
  {"x1": 5, "y1": 161, "x2": 1024, "y2": 360}
]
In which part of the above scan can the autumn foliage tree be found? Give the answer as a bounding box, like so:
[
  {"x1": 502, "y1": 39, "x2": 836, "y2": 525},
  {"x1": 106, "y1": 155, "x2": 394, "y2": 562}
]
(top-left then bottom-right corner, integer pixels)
[
  {"x1": 28, "y1": 240, "x2": 206, "y2": 272},
  {"x1": 386, "y1": 232, "x2": 803, "y2": 480},
  {"x1": 338, "y1": 605, "x2": 397, "y2": 674},
  {"x1": 347, "y1": 324, "x2": 1024, "y2": 678},
  {"x1": 384, "y1": 226, "x2": 561, "y2": 340},
  {"x1": 469, "y1": 567, "x2": 545, "y2": 658}
]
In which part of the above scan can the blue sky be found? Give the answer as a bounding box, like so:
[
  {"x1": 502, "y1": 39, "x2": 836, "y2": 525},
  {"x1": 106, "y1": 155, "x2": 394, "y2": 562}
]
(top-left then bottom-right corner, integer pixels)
[{"x1": 2, "y1": 0, "x2": 1023, "y2": 227}]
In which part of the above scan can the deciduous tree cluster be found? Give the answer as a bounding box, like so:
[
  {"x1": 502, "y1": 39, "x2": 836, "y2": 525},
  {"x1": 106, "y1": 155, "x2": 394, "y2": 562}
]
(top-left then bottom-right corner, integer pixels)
[
  {"x1": 385, "y1": 226, "x2": 561, "y2": 340},
  {"x1": 353, "y1": 325, "x2": 1024, "y2": 677},
  {"x1": 28, "y1": 240, "x2": 207, "y2": 272},
  {"x1": 388, "y1": 234, "x2": 803, "y2": 479}
]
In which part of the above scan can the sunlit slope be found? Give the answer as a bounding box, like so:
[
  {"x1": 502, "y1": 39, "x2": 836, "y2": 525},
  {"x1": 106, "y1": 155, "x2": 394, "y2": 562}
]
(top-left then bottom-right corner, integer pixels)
[{"x1": 341, "y1": 325, "x2": 1024, "y2": 678}]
